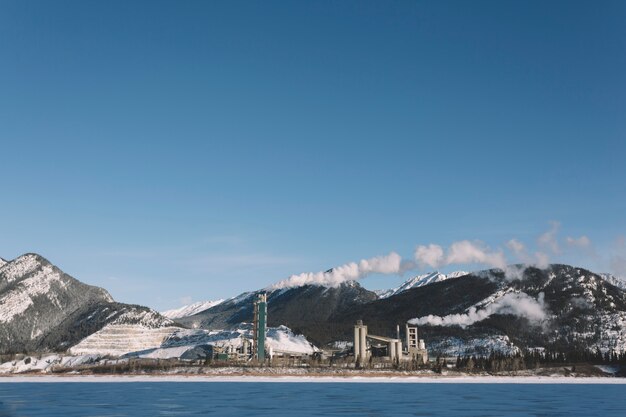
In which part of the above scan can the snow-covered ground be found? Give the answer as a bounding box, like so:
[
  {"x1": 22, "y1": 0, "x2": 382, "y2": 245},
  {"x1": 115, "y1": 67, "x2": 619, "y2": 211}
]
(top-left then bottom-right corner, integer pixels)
[
  {"x1": 161, "y1": 299, "x2": 224, "y2": 319},
  {"x1": 0, "y1": 354, "x2": 104, "y2": 374}
]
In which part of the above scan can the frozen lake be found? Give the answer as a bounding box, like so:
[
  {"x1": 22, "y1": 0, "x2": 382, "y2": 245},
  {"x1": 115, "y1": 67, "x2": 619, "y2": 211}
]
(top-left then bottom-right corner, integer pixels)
[{"x1": 1, "y1": 380, "x2": 625, "y2": 416}]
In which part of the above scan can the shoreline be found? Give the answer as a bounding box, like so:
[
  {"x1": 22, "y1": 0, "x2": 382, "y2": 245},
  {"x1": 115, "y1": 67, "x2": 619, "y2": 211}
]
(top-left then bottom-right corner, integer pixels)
[{"x1": 1, "y1": 374, "x2": 626, "y2": 384}]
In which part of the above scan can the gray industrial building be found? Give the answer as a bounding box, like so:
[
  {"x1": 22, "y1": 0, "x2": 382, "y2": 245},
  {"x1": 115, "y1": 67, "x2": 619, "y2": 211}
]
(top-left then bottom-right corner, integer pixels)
[{"x1": 354, "y1": 320, "x2": 428, "y2": 366}]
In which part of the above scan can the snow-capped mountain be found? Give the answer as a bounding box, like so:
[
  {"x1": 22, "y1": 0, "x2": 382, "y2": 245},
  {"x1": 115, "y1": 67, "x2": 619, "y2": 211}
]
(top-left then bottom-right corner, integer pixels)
[
  {"x1": 162, "y1": 299, "x2": 225, "y2": 319},
  {"x1": 0, "y1": 257, "x2": 7, "y2": 268},
  {"x1": 0, "y1": 253, "x2": 324, "y2": 360},
  {"x1": 376, "y1": 271, "x2": 469, "y2": 299},
  {"x1": 175, "y1": 264, "x2": 626, "y2": 357},
  {"x1": 0, "y1": 253, "x2": 177, "y2": 355}
]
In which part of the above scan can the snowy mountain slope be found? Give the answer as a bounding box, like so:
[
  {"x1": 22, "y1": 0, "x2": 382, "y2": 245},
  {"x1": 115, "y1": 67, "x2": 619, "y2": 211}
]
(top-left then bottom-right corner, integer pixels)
[
  {"x1": 0, "y1": 257, "x2": 6, "y2": 268},
  {"x1": 599, "y1": 273, "x2": 626, "y2": 290},
  {"x1": 0, "y1": 254, "x2": 114, "y2": 354},
  {"x1": 376, "y1": 271, "x2": 469, "y2": 299},
  {"x1": 162, "y1": 299, "x2": 224, "y2": 319},
  {"x1": 341, "y1": 265, "x2": 626, "y2": 355},
  {"x1": 195, "y1": 264, "x2": 626, "y2": 356},
  {"x1": 0, "y1": 253, "x2": 179, "y2": 355}
]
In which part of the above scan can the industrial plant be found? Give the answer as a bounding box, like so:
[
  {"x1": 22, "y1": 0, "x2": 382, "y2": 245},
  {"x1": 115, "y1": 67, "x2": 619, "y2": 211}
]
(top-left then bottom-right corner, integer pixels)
[{"x1": 208, "y1": 293, "x2": 429, "y2": 367}]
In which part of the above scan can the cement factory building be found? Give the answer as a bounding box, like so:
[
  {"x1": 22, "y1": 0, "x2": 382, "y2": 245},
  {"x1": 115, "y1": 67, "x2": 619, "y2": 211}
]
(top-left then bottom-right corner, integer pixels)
[{"x1": 354, "y1": 320, "x2": 428, "y2": 366}]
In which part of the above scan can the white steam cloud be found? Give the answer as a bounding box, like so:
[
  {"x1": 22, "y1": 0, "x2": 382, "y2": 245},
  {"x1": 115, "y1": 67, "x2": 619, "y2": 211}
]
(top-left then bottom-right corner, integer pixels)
[
  {"x1": 269, "y1": 252, "x2": 403, "y2": 289},
  {"x1": 538, "y1": 221, "x2": 561, "y2": 254},
  {"x1": 414, "y1": 240, "x2": 506, "y2": 270},
  {"x1": 414, "y1": 244, "x2": 445, "y2": 268},
  {"x1": 409, "y1": 292, "x2": 546, "y2": 328},
  {"x1": 506, "y1": 239, "x2": 550, "y2": 269},
  {"x1": 565, "y1": 236, "x2": 591, "y2": 248}
]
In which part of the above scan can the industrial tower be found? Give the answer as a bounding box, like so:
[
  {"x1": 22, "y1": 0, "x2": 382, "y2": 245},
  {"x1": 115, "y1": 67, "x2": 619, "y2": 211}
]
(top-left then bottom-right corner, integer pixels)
[{"x1": 253, "y1": 293, "x2": 267, "y2": 362}]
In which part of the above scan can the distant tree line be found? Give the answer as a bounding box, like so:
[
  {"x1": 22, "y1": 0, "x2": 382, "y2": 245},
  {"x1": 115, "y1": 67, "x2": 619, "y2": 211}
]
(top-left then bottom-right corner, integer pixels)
[{"x1": 453, "y1": 348, "x2": 626, "y2": 372}]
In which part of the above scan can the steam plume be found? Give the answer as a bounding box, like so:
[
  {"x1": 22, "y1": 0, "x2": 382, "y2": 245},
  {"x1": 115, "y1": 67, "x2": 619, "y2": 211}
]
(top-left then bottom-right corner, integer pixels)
[
  {"x1": 538, "y1": 221, "x2": 561, "y2": 254},
  {"x1": 269, "y1": 252, "x2": 402, "y2": 289},
  {"x1": 409, "y1": 292, "x2": 546, "y2": 328},
  {"x1": 414, "y1": 240, "x2": 506, "y2": 269}
]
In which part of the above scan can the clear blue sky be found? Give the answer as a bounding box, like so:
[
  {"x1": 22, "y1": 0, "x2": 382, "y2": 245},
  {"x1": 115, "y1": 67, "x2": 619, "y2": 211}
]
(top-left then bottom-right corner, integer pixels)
[{"x1": 1, "y1": 1, "x2": 624, "y2": 310}]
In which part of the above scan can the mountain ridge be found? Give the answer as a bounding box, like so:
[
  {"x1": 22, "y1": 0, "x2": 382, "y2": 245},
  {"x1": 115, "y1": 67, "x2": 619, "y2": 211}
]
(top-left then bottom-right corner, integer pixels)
[
  {"x1": 0, "y1": 253, "x2": 177, "y2": 355},
  {"x1": 376, "y1": 270, "x2": 469, "y2": 299}
]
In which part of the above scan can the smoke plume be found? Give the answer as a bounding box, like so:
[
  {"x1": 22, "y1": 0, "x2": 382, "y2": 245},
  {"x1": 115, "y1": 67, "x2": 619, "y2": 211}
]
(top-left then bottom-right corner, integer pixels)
[{"x1": 408, "y1": 292, "x2": 546, "y2": 328}]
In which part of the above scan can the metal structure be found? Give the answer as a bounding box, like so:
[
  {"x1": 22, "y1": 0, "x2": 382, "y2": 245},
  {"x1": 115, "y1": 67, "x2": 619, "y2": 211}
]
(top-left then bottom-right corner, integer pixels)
[
  {"x1": 354, "y1": 320, "x2": 369, "y2": 366},
  {"x1": 253, "y1": 293, "x2": 267, "y2": 362},
  {"x1": 354, "y1": 320, "x2": 428, "y2": 366}
]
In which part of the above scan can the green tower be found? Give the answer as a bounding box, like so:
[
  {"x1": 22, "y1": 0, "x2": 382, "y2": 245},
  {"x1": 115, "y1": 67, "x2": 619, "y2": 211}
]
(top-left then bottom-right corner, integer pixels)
[{"x1": 254, "y1": 293, "x2": 267, "y2": 362}]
